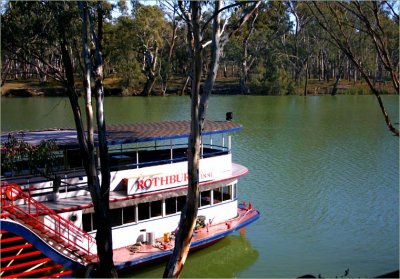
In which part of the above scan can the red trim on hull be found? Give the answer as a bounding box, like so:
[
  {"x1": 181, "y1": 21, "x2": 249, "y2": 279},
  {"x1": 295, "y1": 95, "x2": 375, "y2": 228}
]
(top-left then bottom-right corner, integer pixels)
[
  {"x1": 1, "y1": 250, "x2": 41, "y2": 262},
  {"x1": 0, "y1": 230, "x2": 74, "y2": 278},
  {"x1": 2, "y1": 264, "x2": 64, "y2": 278},
  {"x1": 1, "y1": 243, "x2": 33, "y2": 252}
]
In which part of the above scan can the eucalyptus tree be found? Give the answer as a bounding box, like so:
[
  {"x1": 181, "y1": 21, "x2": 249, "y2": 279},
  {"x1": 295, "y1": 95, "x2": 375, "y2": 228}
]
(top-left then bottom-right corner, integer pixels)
[
  {"x1": 247, "y1": 1, "x2": 291, "y2": 95},
  {"x1": 105, "y1": 4, "x2": 169, "y2": 95},
  {"x1": 2, "y1": 1, "x2": 117, "y2": 276},
  {"x1": 163, "y1": 1, "x2": 260, "y2": 277},
  {"x1": 132, "y1": 4, "x2": 169, "y2": 95},
  {"x1": 218, "y1": 1, "x2": 292, "y2": 95},
  {"x1": 1, "y1": 1, "x2": 79, "y2": 85},
  {"x1": 159, "y1": 1, "x2": 183, "y2": 95},
  {"x1": 308, "y1": 1, "x2": 399, "y2": 136},
  {"x1": 285, "y1": 1, "x2": 316, "y2": 89},
  {"x1": 104, "y1": 15, "x2": 142, "y2": 94},
  {"x1": 77, "y1": 2, "x2": 117, "y2": 276}
]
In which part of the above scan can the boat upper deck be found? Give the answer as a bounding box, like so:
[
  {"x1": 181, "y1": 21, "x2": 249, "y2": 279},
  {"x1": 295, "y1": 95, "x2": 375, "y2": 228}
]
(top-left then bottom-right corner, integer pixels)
[{"x1": 1, "y1": 120, "x2": 242, "y2": 148}]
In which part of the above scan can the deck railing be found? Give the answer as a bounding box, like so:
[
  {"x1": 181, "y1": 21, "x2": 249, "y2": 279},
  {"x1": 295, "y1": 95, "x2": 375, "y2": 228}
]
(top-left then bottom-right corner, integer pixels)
[
  {"x1": 109, "y1": 144, "x2": 230, "y2": 171},
  {"x1": 0, "y1": 183, "x2": 96, "y2": 260}
]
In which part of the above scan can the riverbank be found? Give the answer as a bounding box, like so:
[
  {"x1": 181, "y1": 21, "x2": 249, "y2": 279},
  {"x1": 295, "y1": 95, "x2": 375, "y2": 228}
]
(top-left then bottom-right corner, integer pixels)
[{"x1": 1, "y1": 76, "x2": 395, "y2": 97}]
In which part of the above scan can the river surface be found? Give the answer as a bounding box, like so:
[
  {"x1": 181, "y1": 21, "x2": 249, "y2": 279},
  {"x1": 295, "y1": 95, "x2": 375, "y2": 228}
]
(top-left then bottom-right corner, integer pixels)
[{"x1": 1, "y1": 95, "x2": 399, "y2": 278}]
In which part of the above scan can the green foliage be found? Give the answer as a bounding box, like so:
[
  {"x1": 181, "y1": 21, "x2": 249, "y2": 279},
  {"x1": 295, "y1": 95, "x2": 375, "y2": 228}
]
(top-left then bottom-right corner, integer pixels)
[
  {"x1": 1, "y1": 133, "x2": 59, "y2": 176},
  {"x1": 1, "y1": 133, "x2": 29, "y2": 174},
  {"x1": 103, "y1": 5, "x2": 168, "y2": 93},
  {"x1": 2, "y1": 1, "x2": 398, "y2": 96},
  {"x1": 249, "y1": 59, "x2": 293, "y2": 95},
  {"x1": 104, "y1": 17, "x2": 141, "y2": 93}
]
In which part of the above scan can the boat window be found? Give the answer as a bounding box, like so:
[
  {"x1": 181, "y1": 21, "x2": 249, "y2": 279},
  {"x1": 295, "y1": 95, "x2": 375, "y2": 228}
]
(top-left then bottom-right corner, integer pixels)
[
  {"x1": 110, "y1": 208, "x2": 123, "y2": 227},
  {"x1": 138, "y1": 202, "x2": 150, "y2": 221},
  {"x1": 200, "y1": 190, "x2": 211, "y2": 207},
  {"x1": 222, "y1": 185, "x2": 231, "y2": 201},
  {"x1": 213, "y1": 188, "x2": 222, "y2": 204},
  {"x1": 151, "y1": 200, "x2": 162, "y2": 218},
  {"x1": 82, "y1": 213, "x2": 92, "y2": 232},
  {"x1": 165, "y1": 197, "x2": 177, "y2": 215},
  {"x1": 123, "y1": 205, "x2": 136, "y2": 224},
  {"x1": 177, "y1": 196, "x2": 186, "y2": 212},
  {"x1": 233, "y1": 183, "x2": 237, "y2": 199}
]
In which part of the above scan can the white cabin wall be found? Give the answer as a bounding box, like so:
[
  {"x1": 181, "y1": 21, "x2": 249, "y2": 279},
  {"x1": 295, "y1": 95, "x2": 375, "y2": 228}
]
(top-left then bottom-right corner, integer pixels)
[
  {"x1": 110, "y1": 154, "x2": 232, "y2": 193},
  {"x1": 14, "y1": 154, "x2": 232, "y2": 202}
]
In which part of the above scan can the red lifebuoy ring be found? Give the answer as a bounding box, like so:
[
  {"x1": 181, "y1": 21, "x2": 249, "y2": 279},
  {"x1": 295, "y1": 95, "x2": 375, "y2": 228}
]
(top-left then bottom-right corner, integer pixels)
[{"x1": 6, "y1": 184, "x2": 21, "y2": 201}]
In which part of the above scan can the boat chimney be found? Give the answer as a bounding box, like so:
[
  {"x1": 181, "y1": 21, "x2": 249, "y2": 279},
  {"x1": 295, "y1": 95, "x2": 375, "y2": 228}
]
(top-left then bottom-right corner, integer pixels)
[{"x1": 226, "y1": 112, "x2": 233, "y2": 121}]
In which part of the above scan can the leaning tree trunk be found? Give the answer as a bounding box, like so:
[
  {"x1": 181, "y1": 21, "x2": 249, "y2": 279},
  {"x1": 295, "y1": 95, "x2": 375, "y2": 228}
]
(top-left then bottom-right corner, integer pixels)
[
  {"x1": 309, "y1": 2, "x2": 399, "y2": 137},
  {"x1": 78, "y1": 2, "x2": 117, "y2": 277},
  {"x1": 89, "y1": 2, "x2": 117, "y2": 277},
  {"x1": 142, "y1": 44, "x2": 159, "y2": 96},
  {"x1": 163, "y1": 2, "x2": 203, "y2": 278},
  {"x1": 201, "y1": 0, "x2": 261, "y2": 120},
  {"x1": 142, "y1": 74, "x2": 156, "y2": 96},
  {"x1": 162, "y1": 20, "x2": 178, "y2": 96},
  {"x1": 303, "y1": 59, "x2": 308, "y2": 96},
  {"x1": 164, "y1": 2, "x2": 261, "y2": 278},
  {"x1": 180, "y1": 75, "x2": 190, "y2": 96},
  {"x1": 240, "y1": 12, "x2": 258, "y2": 95}
]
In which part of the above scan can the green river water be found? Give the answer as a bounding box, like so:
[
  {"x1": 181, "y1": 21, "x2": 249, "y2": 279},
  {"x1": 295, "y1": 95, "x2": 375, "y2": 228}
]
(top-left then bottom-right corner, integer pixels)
[{"x1": 1, "y1": 95, "x2": 399, "y2": 278}]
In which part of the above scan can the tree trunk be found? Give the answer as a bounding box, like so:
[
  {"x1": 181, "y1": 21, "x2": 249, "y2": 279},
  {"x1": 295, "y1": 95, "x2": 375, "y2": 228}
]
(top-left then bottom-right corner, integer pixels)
[
  {"x1": 89, "y1": 2, "x2": 117, "y2": 277},
  {"x1": 78, "y1": 2, "x2": 117, "y2": 277},
  {"x1": 303, "y1": 60, "x2": 308, "y2": 96},
  {"x1": 164, "y1": 2, "x2": 261, "y2": 277},
  {"x1": 142, "y1": 74, "x2": 156, "y2": 96},
  {"x1": 1, "y1": 57, "x2": 13, "y2": 86},
  {"x1": 240, "y1": 12, "x2": 258, "y2": 95},
  {"x1": 163, "y1": 2, "x2": 202, "y2": 277},
  {"x1": 180, "y1": 75, "x2": 190, "y2": 96},
  {"x1": 331, "y1": 74, "x2": 340, "y2": 96},
  {"x1": 142, "y1": 44, "x2": 159, "y2": 96},
  {"x1": 309, "y1": 2, "x2": 399, "y2": 137},
  {"x1": 162, "y1": 20, "x2": 178, "y2": 95}
]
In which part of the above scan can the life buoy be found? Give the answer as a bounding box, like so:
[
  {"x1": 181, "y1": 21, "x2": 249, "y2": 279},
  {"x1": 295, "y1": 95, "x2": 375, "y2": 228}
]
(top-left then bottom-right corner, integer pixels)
[{"x1": 6, "y1": 184, "x2": 21, "y2": 201}]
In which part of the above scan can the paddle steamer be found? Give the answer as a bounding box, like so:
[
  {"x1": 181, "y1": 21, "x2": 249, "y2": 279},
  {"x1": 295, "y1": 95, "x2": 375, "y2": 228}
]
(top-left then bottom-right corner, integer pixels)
[{"x1": 0, "y1": 120, "x2": 259, "y2": 277}]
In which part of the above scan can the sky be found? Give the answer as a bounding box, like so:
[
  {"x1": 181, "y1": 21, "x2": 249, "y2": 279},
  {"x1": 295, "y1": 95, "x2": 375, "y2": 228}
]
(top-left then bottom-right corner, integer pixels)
[{"x1": 109, "y1": 0, "x2": 158, "y2": 18}]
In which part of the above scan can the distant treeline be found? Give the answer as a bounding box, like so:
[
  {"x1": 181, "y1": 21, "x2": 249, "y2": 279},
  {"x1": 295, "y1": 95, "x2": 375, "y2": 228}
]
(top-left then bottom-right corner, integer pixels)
[{"x1": 1, "y1": 1, "x2": 399, "y2": 96}]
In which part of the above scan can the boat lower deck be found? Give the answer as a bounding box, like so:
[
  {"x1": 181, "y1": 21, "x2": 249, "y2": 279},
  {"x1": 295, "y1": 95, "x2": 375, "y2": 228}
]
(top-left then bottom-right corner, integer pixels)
[{"x1": 112, "y1": 206, "x2": 259, "y2": 270}]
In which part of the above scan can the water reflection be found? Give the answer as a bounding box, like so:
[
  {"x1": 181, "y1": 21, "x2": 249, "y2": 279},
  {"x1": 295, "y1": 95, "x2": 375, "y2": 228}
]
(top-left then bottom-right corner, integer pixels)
[{"x1": 122, "y1": 234, "x2": 259, "y2": 278}]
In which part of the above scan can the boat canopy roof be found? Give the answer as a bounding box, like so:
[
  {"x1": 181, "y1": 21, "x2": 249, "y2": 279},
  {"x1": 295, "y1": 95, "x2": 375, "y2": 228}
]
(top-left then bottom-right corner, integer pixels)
[{"x1": 1, "y1": 120, "x2": 242, "y2": 148}]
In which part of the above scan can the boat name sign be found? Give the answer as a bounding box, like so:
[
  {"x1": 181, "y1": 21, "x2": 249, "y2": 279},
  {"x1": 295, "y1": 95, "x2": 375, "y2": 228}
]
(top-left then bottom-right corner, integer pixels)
[{"x1": 126, "y1": 171, "x2": 214, "y2": 195}]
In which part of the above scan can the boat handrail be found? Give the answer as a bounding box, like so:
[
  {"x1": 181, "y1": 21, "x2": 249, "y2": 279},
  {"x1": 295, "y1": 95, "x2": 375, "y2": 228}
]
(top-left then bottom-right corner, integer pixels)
[
  {"x1": 110, "y1": 149, "x2": 230, "y2": 171},
  {"x1": 2, "y1": 143, "x2": 230, "y2": 178},
  {"x1": 108, "y1": 142, "x2": 229, "y2": 153},
  {"x1": 0, "y1": 184, "x2": 97, "y2": 260}
]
